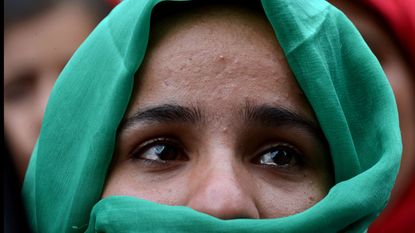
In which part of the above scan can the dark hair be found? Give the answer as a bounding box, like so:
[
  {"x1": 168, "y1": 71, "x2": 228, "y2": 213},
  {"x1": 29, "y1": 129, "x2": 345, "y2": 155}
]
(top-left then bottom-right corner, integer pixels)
[{"x1": 151, "y1": 0, "x2": 263, "y2": 23}]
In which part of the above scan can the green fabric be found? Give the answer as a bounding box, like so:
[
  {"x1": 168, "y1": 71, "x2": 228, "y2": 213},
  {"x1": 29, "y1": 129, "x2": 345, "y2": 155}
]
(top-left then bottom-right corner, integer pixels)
[{"x1": 22, "y1": 0, "x2": 402, "y2": 232}]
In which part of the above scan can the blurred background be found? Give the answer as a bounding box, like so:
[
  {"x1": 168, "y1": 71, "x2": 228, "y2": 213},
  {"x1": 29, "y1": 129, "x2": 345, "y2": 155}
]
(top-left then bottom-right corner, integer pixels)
[
  {"x1": 4, "y1": 0, "x2": 115, "y2": 232},
  {"x1": 3, "y1": 0, "x2": 414, "y2": 232},
  {"x1": 329, "y1": 1, "x2": 415, "y2": 232}
]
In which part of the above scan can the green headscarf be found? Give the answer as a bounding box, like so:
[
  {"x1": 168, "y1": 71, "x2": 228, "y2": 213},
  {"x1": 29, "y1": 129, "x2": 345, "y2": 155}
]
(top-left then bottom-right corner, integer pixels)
[{"x1": 22, "y1": 0, "x2": 402, "y2": 232}]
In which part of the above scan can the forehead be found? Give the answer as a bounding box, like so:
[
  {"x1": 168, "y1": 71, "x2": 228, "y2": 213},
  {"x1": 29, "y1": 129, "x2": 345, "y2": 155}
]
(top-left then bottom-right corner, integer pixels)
[
  {"x1": 4, "y1": 4, "x2": 95, "y2": 81},
  {"x1": 128, "y1": 3, "x2": 313, "y2": 118}
]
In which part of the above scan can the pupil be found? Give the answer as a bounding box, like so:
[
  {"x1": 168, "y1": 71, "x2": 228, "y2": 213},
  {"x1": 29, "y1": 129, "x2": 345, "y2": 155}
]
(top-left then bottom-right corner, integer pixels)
[
  {"x1": 155, "y1": 145, "x2": 178, "y2": 160},
  {"x1": 271, "y1": 149, "x2": 291, "y2": 165}
]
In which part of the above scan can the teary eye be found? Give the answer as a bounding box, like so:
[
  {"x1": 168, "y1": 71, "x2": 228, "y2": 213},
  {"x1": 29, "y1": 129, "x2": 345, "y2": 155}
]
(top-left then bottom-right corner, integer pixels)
[
  {"x1": 141, "y1": 144, "x2": 180, "y2": 162},
  {"x1": 131, "y1": 138, "x2": 188, "y2": 165},
  {"x1": 253, "y1": 144, "x2": 301, "y2": 168}
]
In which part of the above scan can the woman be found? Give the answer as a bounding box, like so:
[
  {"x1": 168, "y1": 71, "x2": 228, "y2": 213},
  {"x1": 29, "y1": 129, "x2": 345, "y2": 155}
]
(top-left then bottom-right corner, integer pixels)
[
  {"x1": 22, "y1": 0, "x2": 401, "y2": 232},
  {"x1": 4, "y1": 0, "x2": 112, "y2": 182}
]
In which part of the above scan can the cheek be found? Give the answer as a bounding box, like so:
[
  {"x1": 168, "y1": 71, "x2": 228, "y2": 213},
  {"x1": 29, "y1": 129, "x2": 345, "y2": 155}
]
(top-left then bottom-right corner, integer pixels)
[
  {"x1": 255, "y1": 174, "x2": 328, "y2": 218},
  {"x1": 4, "y1": 108, "x2": 39, "y2": 179},
  {"x1": 102, "y1": 162, "x2": 189, "y2": 206},
  {"x1": 5, "y1": 107, "x2": 38, "y2": 149}
]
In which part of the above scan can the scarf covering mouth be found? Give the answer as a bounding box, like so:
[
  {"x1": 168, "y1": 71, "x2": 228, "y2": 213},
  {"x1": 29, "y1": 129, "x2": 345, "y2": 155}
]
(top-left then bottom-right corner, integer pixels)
[{"x1": 22, "y1": 0, "x2": 402, "y2": 232}]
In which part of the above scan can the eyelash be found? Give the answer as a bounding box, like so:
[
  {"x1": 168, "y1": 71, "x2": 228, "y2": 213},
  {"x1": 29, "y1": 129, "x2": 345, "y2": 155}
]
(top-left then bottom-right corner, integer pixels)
[
  {"x1": 251, "y1": 143, "x2": 304, "y2": 169},
  {"x1": 129, "y1": 137, "x2": 187, "y2": 166},
  {"x1": 129, "y1": 137, "x2": 304, "y2": 171}
]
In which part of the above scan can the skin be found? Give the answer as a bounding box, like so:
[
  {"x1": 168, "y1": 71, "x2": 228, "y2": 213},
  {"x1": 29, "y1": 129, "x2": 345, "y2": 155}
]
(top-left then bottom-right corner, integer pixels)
[
  {"x1": 103, "y1": 5, "x2": 333, "y2": 219},
  {"x1": 4, "y1": 3, "x2": 97, "y2": 181},
  {"x1": 330, "y1": 0, "x2": 415, "y2": 223}
]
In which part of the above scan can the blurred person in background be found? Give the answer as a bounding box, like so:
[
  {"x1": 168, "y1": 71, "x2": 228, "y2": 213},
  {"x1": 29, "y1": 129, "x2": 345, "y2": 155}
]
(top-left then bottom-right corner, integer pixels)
[
  {"x1": 4, "y1": 1, "x2": 112, "y2": 232},
  {"x1": 330, "y1": 0, "x2": 415, "y2": 232},
  {"x1": 4, "y1": 0, "x2": 112, "y2": 183}
]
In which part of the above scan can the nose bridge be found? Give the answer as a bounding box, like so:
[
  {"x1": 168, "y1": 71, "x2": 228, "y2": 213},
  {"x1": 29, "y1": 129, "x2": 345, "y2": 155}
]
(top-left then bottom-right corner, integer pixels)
[{"x1": 186, "y1": 150, "x2": 260, "y2": 219}]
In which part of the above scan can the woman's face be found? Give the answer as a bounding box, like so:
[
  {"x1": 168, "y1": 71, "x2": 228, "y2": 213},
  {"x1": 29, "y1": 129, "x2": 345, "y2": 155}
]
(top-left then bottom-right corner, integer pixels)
[{"x1": 103, "y1": 5, "x2": 333, "y2": 219}]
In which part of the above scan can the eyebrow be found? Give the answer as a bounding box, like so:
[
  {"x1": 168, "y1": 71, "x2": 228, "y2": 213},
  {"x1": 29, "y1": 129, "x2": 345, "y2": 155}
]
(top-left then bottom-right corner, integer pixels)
[
  {"x1": 242, "y1": 103, "x2": 325, "y2": 139},
  {"x1": 121, "y1": 103, "x2": 325, "y2": 140},
  {"x1": 121, "y1": 104, "x2": 203, "y2": 129}
]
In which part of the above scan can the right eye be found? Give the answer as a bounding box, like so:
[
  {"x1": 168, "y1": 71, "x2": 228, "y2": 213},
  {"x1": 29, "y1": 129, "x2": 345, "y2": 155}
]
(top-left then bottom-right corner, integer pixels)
[
  {"x1": 258, "y1": 146, "x2": 298, "y2": 167},
  {"x1": 4, "y1": 71, "x2": 37, "y2": 104},
  {"x1": 251, "y1": 143, "x2": 303, "y2": 170},
  {"x1": 130, "y1": 138, "x2": 188, "y2": 166}
]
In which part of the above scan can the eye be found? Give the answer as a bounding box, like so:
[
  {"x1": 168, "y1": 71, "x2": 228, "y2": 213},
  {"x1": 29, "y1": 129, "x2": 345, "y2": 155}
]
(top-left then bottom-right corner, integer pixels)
[
  {"x1": 252, "y1": 144, "x2": 302, "y2": 168},
  {"x1": 4, "y1": 71, "x2": 37, "y2": 104},
  {"x1": 131, "y1": 138, "x2": 188, "y2": 165}
]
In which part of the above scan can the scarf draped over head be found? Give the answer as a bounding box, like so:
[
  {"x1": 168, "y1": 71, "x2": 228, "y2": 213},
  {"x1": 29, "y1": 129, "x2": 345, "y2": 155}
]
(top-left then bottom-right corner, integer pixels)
[{"x1": 22, "y1": 0, "x2": 401, "y2": 232}]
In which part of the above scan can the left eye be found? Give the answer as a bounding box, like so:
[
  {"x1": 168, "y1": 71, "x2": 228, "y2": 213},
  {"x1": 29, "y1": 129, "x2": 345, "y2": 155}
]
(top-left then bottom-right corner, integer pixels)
[
  {"x1": 130, "y1": 138, "x2": 188, "y2": 164},
  {"x1": 141, "y1": 144, "x2": 181, "y2": 162},
  {"x1": 253, "y1": 145, "x2": 301, "y2": 168}
]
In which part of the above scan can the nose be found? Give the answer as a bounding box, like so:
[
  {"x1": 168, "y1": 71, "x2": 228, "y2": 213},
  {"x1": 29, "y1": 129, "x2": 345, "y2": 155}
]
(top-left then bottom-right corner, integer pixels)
[{"x1": 185, "y1": 159, "x2": 260, "y2": 219}]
